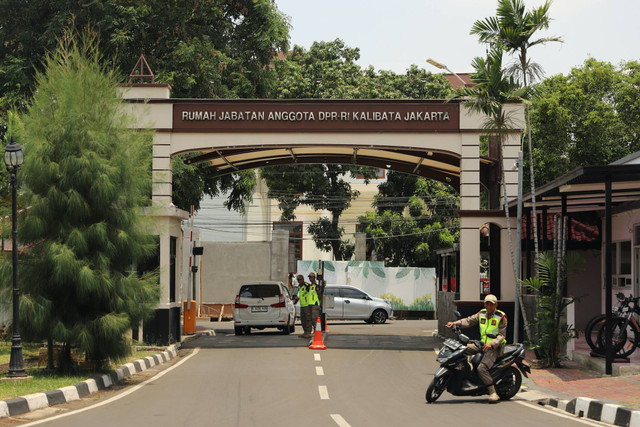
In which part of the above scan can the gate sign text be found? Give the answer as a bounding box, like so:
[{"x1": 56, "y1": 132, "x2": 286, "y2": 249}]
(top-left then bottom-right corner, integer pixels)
[{"x1": 172, "y1": 101, "x2": 460, "y2": 132}]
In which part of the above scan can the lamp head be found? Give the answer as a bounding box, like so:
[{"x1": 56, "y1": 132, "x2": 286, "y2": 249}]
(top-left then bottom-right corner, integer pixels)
[
  {"x1": 426, "y1": 58, "x2": 446, "y2": 70},
  {"x1": 4, "y1": 138, "x2": 24, "y2": 172}
]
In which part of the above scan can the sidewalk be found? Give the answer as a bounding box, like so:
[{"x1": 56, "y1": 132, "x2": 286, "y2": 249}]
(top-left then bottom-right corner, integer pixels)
[{"x1": 522, "y1": 338, "x2": 640, "y2": 427}]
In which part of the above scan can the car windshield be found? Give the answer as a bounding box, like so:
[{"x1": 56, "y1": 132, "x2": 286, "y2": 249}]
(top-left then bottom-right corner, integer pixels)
[{"x1": 239, "y1": 284, "x2": 280, "y2": 298}]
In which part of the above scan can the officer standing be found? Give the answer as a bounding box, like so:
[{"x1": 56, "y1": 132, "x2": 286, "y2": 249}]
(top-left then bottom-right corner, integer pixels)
[
  {"x1": 307, "y1": 272, "x2": 323, "y2": 331},
  {"x1": 445, "y1": 294, "x2": 507, "y2": 403},
  {"x1": 297, "y1": 275, "x2": 312, "y2": 338}
]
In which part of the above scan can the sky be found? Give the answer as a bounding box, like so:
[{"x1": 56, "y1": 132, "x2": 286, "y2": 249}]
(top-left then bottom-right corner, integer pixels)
[{"x1": 274, "y1": 0, "x2": 640, "y2": 78}]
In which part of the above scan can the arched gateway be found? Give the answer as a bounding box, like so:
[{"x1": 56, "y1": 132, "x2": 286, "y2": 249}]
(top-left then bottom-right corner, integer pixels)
[{"x1": 120, "y1": 83, "x2": 524, "y2": 343}]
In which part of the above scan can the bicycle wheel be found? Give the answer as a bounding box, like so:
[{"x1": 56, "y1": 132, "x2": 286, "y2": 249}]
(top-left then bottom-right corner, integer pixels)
[
  {"x1": 585, "y1": 314, "x2": 607, "y2": 354},
  {"x1": 597, "y1": 317, "x2": 639, "y2": 358}
]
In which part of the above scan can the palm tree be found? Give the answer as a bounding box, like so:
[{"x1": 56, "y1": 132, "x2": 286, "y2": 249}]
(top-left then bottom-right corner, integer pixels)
[
  {"x1": 471, "y1": 0, "x2": 563, "y2": 259},
  {"x1": 453, "y1": 45, "x2": 534, "y2": 343}
]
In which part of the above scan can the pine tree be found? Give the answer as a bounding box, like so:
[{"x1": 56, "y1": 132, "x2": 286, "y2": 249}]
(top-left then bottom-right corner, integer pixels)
[{"x1": 5, "y1": 35, "x2": 160, "y2": 371}]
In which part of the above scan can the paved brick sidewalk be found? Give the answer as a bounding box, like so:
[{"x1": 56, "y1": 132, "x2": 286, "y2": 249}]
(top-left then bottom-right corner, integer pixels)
[{"x1": 526, "y1": 359, "x2": 640, "y2": 410}]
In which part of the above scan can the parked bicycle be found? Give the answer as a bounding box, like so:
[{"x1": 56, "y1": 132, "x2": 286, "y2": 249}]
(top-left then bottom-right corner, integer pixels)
[
  {"x1": 584, "y1": 292, "x2": 640, "y2": 358},
  {"x1": 584, "y1": 292, "x2": 626, "y2": 354}
]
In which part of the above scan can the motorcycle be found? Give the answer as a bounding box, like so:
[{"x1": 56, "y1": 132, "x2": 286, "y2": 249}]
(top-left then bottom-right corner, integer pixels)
[{"x1": 426, "y1": 311, "x2": 531, "y2": 403}]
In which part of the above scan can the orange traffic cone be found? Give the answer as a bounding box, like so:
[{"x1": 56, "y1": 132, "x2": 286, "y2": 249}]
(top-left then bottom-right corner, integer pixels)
[
  {"x1": 324, "y1": 316, "x2": 329, "y2": 332},
  {"x1": 309, "y1": 317, "x2": 327, "y2": 350}
]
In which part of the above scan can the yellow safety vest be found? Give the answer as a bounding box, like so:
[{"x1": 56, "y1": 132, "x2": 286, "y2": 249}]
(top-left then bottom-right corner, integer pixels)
[
  {"x1": 299, "y1": 284, "x2": 310, "y2": 307},
  {"x1": 479, "y1": 309, "x2": 506, "y2": 345},
  {"x1": 307, "y1": 284, "x2": 320, "y2": 305}
]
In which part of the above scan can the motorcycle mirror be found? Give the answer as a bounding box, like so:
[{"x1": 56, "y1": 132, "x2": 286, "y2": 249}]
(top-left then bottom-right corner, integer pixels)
[
  {"x1": 459, "y1": 333, "x2": 469, "y2": 344},
  {"x1": 454, "y1": 310, "x2": 461, "y2": 319}
]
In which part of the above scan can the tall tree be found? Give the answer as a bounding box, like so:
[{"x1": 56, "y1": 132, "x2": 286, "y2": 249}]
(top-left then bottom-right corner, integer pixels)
[
  {"x1": 529, "y1": 59, "x2": 637, "y2": 185},
  {"x1": 471, "y1": 0, "x2": 562, "y2": 258},
  {"x1": 2, "y1": 35, "x2": 160, "y2": 370},
  {"x1": 0, "y1": 0, "x2": 290, "y2": 103},
  {"x1": 272, "y1": 39, "x2": 450, "y2": 100},
  {"x1": 359, "y1": 172, "x2": 459, "y2": 267}
]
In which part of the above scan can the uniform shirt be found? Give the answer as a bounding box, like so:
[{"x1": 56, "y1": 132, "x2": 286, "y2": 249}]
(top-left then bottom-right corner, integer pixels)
[{"x1": 458, "y1": 310, "x2": 507, "y2": 348}]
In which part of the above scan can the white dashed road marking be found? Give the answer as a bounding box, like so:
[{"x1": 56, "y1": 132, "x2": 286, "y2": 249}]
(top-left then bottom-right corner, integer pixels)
[
  {"x1": 331, "y1": 414, "x2": 351, "y2": 427},
  {"x1": 318, "y1": 385, "x2": 330, "y2": 400},
  {"x1": 314, "y1": 353, "x2": 321, "y2": 361},
  {"x1": 316, "y1": 366, "x2": 324, "y2": 376}
]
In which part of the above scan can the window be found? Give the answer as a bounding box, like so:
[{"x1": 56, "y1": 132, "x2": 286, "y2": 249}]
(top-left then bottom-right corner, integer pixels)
[
  {"x1": 324, "y1": 287, "x2": 340, "y2": 297},
  {"x1": 612, "y1": 240, "x2": 632, "y2": 287},
  {"x1": 273, "y1": 221, "x2": 303, "y2": 273},
  {"x1": 341, "y1": 288, "x2": 367, "y2": 299},
  {"x1": 239, "y1": 284, "x2": 280, "y2": 298}
]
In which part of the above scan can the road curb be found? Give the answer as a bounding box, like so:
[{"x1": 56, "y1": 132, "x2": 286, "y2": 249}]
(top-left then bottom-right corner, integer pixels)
[
  {"x1": 0, "y1": 344, "x2": 180, "y2": 419},
  {"x1": 544, "y1": 396, "x2": 640, "y2": 427}
]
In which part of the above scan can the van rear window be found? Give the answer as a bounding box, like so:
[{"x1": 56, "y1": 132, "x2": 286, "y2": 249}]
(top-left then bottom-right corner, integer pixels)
[{"x1": 239, "y1": 284, "x2": 280, "y2": 298}]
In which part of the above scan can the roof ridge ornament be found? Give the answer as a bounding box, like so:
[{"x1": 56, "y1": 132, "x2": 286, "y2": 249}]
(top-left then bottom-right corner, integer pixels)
[{"x1": 129, "y1": 54, "x2": 155, "y2": 84}]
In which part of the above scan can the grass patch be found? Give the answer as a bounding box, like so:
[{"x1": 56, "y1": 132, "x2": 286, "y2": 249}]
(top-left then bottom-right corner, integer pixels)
[
  {"x1": 0, "y1": 369, "x2": 89, "y2": 400},
  {"x1": 0, "y1": 342, "x2": 167, "y2": 400},
  {"x1": 0, "y1": 343, "x2": 41, "y2": 365}
]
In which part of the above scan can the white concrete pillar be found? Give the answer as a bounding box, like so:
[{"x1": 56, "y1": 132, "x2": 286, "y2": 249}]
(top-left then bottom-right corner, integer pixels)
[
  {"x1": 459, "y1": 134, "x2": 481, "y2": 211},
  {"x1": 501, "y1": 132, "x2": 521, "y2": 207},
  {"x1": 460, "y1": 217, "x2": 481, "y2": 301},
  {"x1": 152, "y1": 133, "x2": 173, "y2": 206}
]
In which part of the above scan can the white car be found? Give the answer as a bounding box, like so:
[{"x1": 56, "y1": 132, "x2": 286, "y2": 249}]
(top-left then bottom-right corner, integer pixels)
[
  {"x1": 234, "y1": 281, "x2": 296, "y2": 335},
  {"x1": 295, "y1": 284, "x2": 393, "y2": 324}
]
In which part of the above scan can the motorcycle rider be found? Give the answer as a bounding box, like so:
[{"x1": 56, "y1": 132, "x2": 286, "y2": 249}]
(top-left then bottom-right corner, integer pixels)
[{"x1": 445, "y1": 294, "x2": 507, "y2": 403}]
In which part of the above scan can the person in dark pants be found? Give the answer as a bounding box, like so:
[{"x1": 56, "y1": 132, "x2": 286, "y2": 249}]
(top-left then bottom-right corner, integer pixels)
[
  {"x1": 307, "y1": 273, "x2": 323, "y2": 330},
  {"x1": 297, "y1": 274, "x2": 312, "y2": 338}
]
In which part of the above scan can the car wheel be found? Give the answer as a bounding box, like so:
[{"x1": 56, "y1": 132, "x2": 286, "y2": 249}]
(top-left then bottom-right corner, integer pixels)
[
  {"x1": 234, "y1": 326, "x2": 243, "y2": 336},
  {"x1": 370, "y1": 309, "x2": 388, "y2": 324},
  {"x1": 282, "y1": 319, "x2": 291, "y2": 335},
  {"x1": 244, "y1": 326, "x2": 251, "y2": 334},
  {"x1": 289, "y1": 318, "x2": 295, "y2": 333}
]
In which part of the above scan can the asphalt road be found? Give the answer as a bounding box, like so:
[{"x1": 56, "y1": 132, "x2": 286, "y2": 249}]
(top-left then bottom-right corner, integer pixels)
[{"x1": 5, "y1": 320, "x2": 605, "y2": 427}]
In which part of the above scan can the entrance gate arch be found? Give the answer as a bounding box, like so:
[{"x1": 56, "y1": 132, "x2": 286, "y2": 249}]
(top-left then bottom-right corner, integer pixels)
[{"x1": 120, "y1": 84, "x2": 524, "y2": 343}]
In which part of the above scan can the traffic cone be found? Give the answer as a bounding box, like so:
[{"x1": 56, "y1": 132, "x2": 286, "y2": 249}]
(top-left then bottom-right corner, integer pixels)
[
  {"x1": 324, "y1": 316, "x2": 330, "y2": 332},
  {"x1": 309, "y1": 317, "x2": 327, "y2": 350}
]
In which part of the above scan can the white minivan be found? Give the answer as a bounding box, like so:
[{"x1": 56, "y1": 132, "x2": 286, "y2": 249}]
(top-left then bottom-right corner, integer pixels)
[{"x1": 233, "y1": 281, "x2": 296, "y2": 335}]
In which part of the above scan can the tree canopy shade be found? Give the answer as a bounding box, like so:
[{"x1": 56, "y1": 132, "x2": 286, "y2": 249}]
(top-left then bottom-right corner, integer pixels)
[
  {"x1": 0, "y1": 36, "x2": 160, "y2": 370},
  {"x1": 0, "y1": 0, "x2": 291, "y2": 106},
  {"x1": 528, "y1": 59, "x2": 640, "y2": 187},
  {"x1": 359, "y1": 172, "x2": 459, "y2": 267},
  {"x1": 171, "y1": 154, "x2": 255, "y2": 213},
  {"x1": 272, "y1": 39, "x2": 451, "y2": 100}
]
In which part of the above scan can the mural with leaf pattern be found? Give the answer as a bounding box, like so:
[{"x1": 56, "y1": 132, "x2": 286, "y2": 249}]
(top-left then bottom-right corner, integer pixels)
[{"x1": 296, "y1": 261, "x2": 436, "y2": 310}]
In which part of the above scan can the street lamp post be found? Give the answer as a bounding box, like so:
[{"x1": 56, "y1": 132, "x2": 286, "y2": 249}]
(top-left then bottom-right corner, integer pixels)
[
  {"x1": 4, "y1": 137, "x2": 25, "y2": 378},
  {"x1": 426, "y1": 58, "x2": 467, "y2": 87}
]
